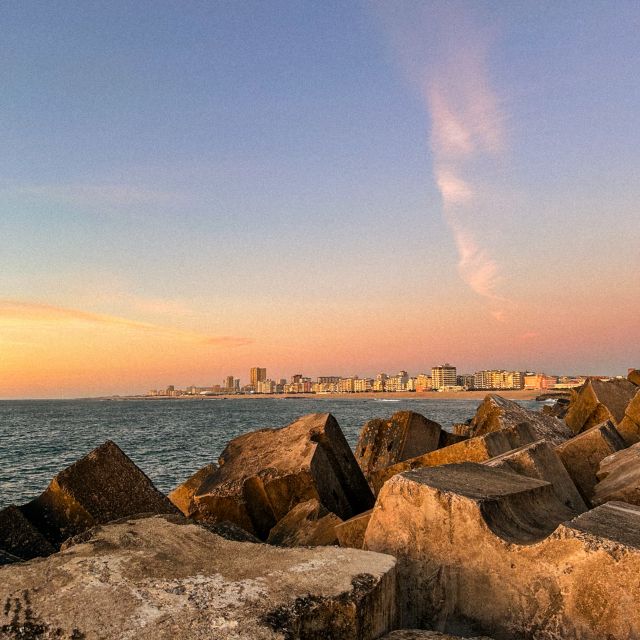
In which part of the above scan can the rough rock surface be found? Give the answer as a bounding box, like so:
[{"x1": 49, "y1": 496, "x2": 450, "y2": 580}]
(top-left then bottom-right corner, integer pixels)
[
  {"x1": 355, "y1": 411, "x2": 441, "y2": 477},
  {"x1": 616, "y1": 387, "x2": 640, "y2": 445},
  {"x1": 168, "y1": 463, "x2": 217, "y2": 516},
  {"x1": 365, "y1": 463, "x2": 640, "y2": 639},
  {"x1": 628, "y1": 369, "x2": 640, "y2": 386},
  {"x1": 0, "y1": 515, "x2": 397, "y2": 640},
  {"x1": 381, "y1": 632, "x2": 494, "y2": 639},
  {"x1": 368, "y1": 423, "x2": 537, "y2": 496},
  {"x1": 556, "y1": 421, "x2": 626, "y2": 503},
  {"x1": 335, "y1": 510, "x2": 372, "y2": 550},
  {"x1": 592, "y1": 443, "x2": 640, "y2": 506},
  {"x1": 266, "y1": 499, "x2": 342, "y2": 547},
  {"x1": 564, "y1": 378, "x2": 637, "y2": 435},
  {"x1": 193, "y1": 413, "x2": 374, "y2": 539},
  {"x1": 484, "y1": 439, "x2": 587, "y2": 513},
  {"x1": 437, "y1": 431, "x2": 468, "y2": 448},
  {"x1": 466, "y1": 394, "x2": 572, "y2": 445},
  {"x1": 541, "y1": 397, "x2": 570, "y2": 419},
  {"x1": 0, "y1": 505, "x2": 55, "y2": 561},
  {"x1": 20, "y1": 440, "x2": 178, "y2": 546}
]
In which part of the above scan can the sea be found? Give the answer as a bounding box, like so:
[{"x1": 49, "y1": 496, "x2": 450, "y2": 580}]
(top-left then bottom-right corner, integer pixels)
[{"x1": 0, "y1": 397, "x2": 541, "y2": 509}]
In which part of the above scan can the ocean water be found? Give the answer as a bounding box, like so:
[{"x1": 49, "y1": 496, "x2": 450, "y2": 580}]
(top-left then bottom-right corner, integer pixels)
[{"x1": 0, "y1": 397, "x2": 540, "y2": 508}]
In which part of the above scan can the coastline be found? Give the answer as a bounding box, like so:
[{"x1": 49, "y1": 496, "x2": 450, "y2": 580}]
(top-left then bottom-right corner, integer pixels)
[{"x1": 136, "y1": 389, "x2": 544, "y2": 401}]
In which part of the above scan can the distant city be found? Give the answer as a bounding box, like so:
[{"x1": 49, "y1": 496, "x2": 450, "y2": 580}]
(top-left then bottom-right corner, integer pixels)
[{"x1": 145, "y1": 365, "x2": 619, "y2": 397}]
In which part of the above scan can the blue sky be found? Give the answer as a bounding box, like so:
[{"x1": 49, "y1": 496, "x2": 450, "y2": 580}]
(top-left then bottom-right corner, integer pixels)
[{"x1": 2, "y1": 1, "x2": 640, "y2": 395}]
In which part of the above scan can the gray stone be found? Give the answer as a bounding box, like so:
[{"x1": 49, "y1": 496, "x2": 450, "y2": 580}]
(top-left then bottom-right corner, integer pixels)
[{"x1": 0, "y1": 515, "x2": 397, "y2": 639}]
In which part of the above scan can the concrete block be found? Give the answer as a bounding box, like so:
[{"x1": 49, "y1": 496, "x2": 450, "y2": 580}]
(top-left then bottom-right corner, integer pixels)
[
  {"x1": 335, "y1": 509, "x2": 373, "y2": 549},
  {"x1": 485, "y1": 439, "x2": 587, "y2": 513},
  {"x1": 616, "y1": 388, "x2": 640, "y2": 445},
  {"x1": 266, "y1": 499, "x2": 342, "y2": 547},
  {"x1": 365, "y1": 463, "x2": 640, "y2": 639},
  {"x1": 355, "y1": 411, "x2": 442, "y2": 477},
  {"x1": 168, "y1": 463, "x2": 217, "y2": 516},
  {"x1": 0, "y1": 515, "x2": 397, "y2": 639},
  {"x1": 555, "y1": 421, "x2": 626, "y2": 504},
  {"x1": 193, "y1": 413, "x2": 374, "y2": 539},
  {"x1": 0, "y1": 505, "x2": 54, "y2": 560},
  {"x1": 467, "y1": 394, "x2": 572, "y2": 445},
  {"x1": 593, "y1": 442, "x2": 640, "y2": 506},
  {"x1": 368, "y1": 423, "x2": 537, "y2": 496}
]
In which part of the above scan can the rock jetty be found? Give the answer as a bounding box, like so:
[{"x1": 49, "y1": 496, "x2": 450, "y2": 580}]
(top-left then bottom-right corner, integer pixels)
[{"x1": 2, "y1": 378, "x2": 640, "y2": 639}]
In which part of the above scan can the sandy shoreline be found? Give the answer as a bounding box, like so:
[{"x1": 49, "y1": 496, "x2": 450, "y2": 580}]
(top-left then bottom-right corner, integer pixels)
[{"x1": 137, "y1": 389, "x2": 549, "y2": 401}]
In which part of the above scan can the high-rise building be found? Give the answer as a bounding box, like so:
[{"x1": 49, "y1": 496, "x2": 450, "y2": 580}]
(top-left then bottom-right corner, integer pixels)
[
  {"x1": 250, "y1": 367, "x2": 267, "y2": 386},
  {"x1": 225, "y1": 375, "x2": 234, "y2": 391},
  {"x1": 431, "y1": 364, "x2": 457, "y2": 390}
]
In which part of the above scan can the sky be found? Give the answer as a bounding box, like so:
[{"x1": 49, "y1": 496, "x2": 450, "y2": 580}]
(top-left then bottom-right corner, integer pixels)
[{"x1": 2, "y1": 1, "x2": 640, "y2": 398}]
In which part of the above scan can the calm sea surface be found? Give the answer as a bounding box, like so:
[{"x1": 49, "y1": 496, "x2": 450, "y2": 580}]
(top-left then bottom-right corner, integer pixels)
[{"x1": 0, "y1": 397, "x2": 540, "y2": 508}]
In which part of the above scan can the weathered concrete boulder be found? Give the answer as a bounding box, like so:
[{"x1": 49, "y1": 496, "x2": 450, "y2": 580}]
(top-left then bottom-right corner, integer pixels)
[
  {"x1": 355, "y1": 411, "x2": 441, "y2": 477},
  {"x1": 628, "y1": 369, "x2": 640, "y2": 386},
  {"x1": 368, "y1": 423, "x2": 537, "y2": 496},
  {"x1": 365, "y1": 463, "x2": 640, "y2": 639},
  {"x1": 616, "y1": 387, "x2": 640, "y2": 445},
  {"x1": 0, "y1": 505, "x2": 54, "y2": 561},
  {"x1": 467, "y1": 394, "x2": 572, "y2": 445},
  {"x1": 564, "y1": 378, "x2": 637, "y2": 435},
  {"x1": 266, "y1": 499, "x2": 342, "y2": 547},
  {"x1": 193, "y1": 413, "x2": 374, "y2": 539},
  {"x1": 555, "y1": 421, "x2": 626, "y2": 504},
  {"x1": 381, "y1": 632, "x2": 494, "y2": 639},
  {"x1": 484, "y1": 440, "x2": 587, "y2": 513},
  {"x1": 592, "y1": 443, "x2": 640, "y2": 506},
  {"x1": 168, "y1": 463, "x2": 217, "y2": 516},
  {"x1": 438, "y1": 430, "x2": 468, "y2": 448},
  {"x1": 0, "y1": 515, "x2": 397, "y2": 639},
  {"x1": 20, "y1": 440, "x2": 178, "y2": 546},
  {"x1": 335, "y1": 510, "x2": 373, "y2": 550}
]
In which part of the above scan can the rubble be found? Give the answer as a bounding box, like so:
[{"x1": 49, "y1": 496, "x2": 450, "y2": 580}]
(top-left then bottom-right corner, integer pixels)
[
  {"x1": 592, "y1": 442, "x2": 640, "y2": 506},
  {"x1": 355, "y1": 411, "x2": 441, "y2": 477},
  {"x1": 0, "y1": 515, "x2": 397, "y2": 639},
  {"x1": 266, "y1": 499, "x2": 342, "y2": 547},
  {"x1": 20, "y1": 440, "x2": 179, "y2": 546},
  {"x1": 193, "y1": 413, "x2": 374, "y2": 539},
  {"x1": 365, "y1": 463, "x2": 640, "y2": 639},
  {"x1": 368, "y1": 423, "x2": 537, "y2": 495},
  {"x1": 466, "y1": 394, "x2": 572, "y2": 445},
  {"x1": 555, "y1": 421, "x2": 626, "y2": 503},
  {"x1": 564, "y1": 378, "x2": 637, "y2": 434},
  {"x1": 484, "y1": 439, "x2": 587, "y2": 513}
]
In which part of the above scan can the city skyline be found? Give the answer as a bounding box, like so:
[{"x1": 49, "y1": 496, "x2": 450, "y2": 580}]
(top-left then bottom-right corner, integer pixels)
[{"x1": 2, "y1": 2, "x2": 640, "y2": 398}]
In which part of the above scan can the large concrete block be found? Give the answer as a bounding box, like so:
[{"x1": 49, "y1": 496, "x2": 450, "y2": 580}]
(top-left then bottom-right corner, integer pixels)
[
  {"x1": 555, "y1": 421, "x2": 626, "y2": 504},
  {"x1": 365, "y1": 463, "x2": 640, "y2": 639},
  {"x1": 485, "y1": 439, "x2": 587, "y2": 513},
  {"x1": 467, "y1": 394, "x2": 572, "y2": 445},
  {"x1": 628, "y1": 369, "x2": 640, "y2": 386},
  {"x1": 368, "y1": 423, "x2": 537, "y2": 496},
  {"x1": 438, "y1": 430, "x2": 469, "y2": 448},
  {"x1": 193, "y1": 413, "x2": 374, "y2": 539},
  {"x1": 0, "y1": 515, "x2": 397, "y2": 639},
  {"x1": 168, "y1": 463, "x2": 217, "y2": 516},
  {"x1": 0, "y1": 505, "x2": 54, "y2": 561},
  {"x1": 266, "y1": 499, "x2": 342, "y2": 547},
  {"x1": 355, "y1": 411, "x2": 442, "y2": 477},
  {"x1": 616, "y1": 387, "x2": 640, "y2": 445},
  {"x1": 564, "y1": 378, "x2": 637, "y2": 435},
  {"x1": 20, "y1": 440, "x2": 178, "y2": 546},
  {"x1": 592, "y1": 443, "x2": 640, "y2": 506},
  {"x1": 335, "y1": 509, "x2": 373, "y2": 550}
]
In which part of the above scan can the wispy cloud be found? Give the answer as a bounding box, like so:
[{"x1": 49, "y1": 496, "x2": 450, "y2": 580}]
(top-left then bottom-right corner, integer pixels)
[{"x1": 0, "y1": 300, "x2": 251, "y2": 348}]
